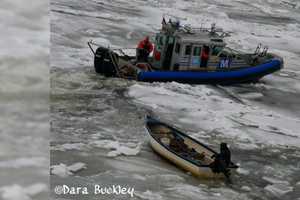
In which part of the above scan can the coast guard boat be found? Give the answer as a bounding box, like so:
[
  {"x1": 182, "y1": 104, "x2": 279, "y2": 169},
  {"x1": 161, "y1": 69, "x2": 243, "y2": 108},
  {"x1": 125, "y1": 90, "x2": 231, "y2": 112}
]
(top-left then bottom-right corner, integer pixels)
[{"x1": 88, "y1": 17, "x2": 283, "y2": 85}]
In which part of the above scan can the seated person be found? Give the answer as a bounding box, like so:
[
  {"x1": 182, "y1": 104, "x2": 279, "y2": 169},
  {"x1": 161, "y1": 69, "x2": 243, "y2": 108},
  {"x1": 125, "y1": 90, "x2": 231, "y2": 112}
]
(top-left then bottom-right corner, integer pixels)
[
  {"x1": 194, "y1": 151, "x2": 205, "y2": 160},
  {"x1": 169, "y1": 136, "x2": 188, "y2": 152},
  {"x1": 188, "y1": 148, "x2": 205, "y2": 161}
]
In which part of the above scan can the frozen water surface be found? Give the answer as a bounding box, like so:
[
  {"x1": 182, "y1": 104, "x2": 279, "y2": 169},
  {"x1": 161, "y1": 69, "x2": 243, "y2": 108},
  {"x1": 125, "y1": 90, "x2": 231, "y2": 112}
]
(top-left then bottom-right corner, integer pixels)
[
  {"x1": 0, "y1": 0, "x2": 49, "y2": 199},
  {"x1": 51, "y1": 0, "x2": 300, "y2": 199}
]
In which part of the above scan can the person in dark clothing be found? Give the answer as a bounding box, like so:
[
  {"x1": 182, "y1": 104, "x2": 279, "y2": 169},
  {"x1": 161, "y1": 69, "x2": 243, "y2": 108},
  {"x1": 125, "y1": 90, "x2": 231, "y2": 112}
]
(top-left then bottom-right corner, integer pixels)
[
  {"x1": 169, "y1": 135, "x2": 188, "y2": 152},
  {"x1": 137, "y1": 36, "x2": 154, "y2": 62}
]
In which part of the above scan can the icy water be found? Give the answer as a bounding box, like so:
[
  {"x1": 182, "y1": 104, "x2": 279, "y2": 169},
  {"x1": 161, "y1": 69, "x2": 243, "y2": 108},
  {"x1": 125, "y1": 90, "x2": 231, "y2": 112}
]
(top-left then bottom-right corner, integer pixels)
[
  {"x1": 50, "y1": 0, "x2": 300, "y2": 200},
  {"x1": 0, "y1": 0, "x2": 49, "y2": 200}
]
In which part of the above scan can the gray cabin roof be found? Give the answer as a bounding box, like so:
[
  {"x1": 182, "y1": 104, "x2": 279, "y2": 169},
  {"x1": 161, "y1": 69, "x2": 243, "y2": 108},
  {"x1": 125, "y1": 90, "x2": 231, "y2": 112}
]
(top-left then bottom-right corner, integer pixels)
[
  {"x1": 160, "y1": 22, "x2": 227, "y2": 46},
  {"x1": 175, "y1": 30, "x2": 226, "y2": 46}
]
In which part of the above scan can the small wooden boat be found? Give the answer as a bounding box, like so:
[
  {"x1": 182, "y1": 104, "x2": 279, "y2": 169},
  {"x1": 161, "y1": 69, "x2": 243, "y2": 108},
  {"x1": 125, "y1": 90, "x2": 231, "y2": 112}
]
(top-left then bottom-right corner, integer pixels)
[{"x1": 145, "y1": 115, "x2": 238, "y2": 179}]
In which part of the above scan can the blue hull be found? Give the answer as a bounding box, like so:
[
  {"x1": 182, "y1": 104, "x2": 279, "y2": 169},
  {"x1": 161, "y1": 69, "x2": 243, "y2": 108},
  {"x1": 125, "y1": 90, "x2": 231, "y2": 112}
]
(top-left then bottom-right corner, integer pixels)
[{"x1": 138, "y1": 59, "x2": 282, "y2": 85}]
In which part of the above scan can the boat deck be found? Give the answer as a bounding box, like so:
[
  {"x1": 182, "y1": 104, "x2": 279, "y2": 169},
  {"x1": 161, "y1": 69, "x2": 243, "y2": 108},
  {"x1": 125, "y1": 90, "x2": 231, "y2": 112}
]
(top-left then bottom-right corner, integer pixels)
[{"x1": 149, "y1": 124, "x2": 215, "y2": 166}]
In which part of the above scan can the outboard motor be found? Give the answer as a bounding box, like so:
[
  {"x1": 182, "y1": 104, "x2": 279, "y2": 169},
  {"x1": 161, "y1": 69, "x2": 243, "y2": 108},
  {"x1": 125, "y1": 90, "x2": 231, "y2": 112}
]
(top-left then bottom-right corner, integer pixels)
[
  {"x1": 220, "y1": 143, "x2": 231, "y2": 167},
  {"x1": 94, "y1": 46, "x2": 118, "y2": 77},
  {"x1": 209, "y1": 143, "x2": 232, "y2": 179}
]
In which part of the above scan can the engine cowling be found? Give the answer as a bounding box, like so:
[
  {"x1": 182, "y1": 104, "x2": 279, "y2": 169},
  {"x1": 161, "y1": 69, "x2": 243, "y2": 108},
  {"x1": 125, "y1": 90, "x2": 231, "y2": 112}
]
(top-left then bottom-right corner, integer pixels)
[{"x1": 94, "y1": 47, "x2": 117, "y2": 77}]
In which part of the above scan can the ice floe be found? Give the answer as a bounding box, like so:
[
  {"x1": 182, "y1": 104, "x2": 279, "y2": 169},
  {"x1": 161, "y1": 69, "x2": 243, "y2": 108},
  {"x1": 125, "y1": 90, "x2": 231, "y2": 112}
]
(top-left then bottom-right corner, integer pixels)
[
  {"x1": 92, "y1": 140, "x2": 141, "y2": 157},
  {"x1": 128, "y1": 82, "x2": 300, "y2": 148},
  {"x1": 241, "y1": 186, "x2": 251, "y2": 192},
  {"x1": 50, "y1": 162, "x2": 87, "y2": 177},
  {"x1": 264, "y1": 183, "x2": 293, "y2": 196},
  {"x1": 51, "y1": 139, "x2": 141, "y2": 157},
  {"x1": 236, "y1": 167, "x2": 250, "y2": 175},
  {"x1": 51, "y1": 143, "x2": 86, "y2": 151},
  {"x1": 166, "y1": 184, "x2": 208, "y2": 199},
  {"x1": 263, "y1": 176, "x2": 293, "y2": 196}
]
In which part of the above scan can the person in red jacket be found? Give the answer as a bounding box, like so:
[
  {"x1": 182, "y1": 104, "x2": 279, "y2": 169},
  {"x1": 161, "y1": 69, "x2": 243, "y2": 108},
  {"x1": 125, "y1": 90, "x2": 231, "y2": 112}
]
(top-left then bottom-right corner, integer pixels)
[
  {"x1": 200, "y1": 46, "x2": 210, "y2": 68},
  {"x1": 137, "y1": 36, "x2": 153, "y2": 62}
]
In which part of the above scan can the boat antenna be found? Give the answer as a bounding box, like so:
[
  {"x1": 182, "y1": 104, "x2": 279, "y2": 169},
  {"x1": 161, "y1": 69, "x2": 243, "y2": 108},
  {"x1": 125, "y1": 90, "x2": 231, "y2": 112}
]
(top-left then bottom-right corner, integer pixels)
[
  {"x1": 210, "y1": 23, "x2": 216, "y2": 33},
  {"x1": 254, "y1": 43, "x2": 262, "y2": 55},
  {"x1": 261, "y1": 46, "x2": 268, "y2": 56},
  {"x1": 200, "y1": 18, "x2": 205, "y2": 31}
]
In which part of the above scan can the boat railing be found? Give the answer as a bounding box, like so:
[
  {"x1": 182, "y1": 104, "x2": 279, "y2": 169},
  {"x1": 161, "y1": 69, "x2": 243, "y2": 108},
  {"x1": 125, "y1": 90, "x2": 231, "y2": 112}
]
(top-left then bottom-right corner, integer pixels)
[
  {"x1": 88, "y1": 40, "x2": 136, "y2": 57},
  {"x1": 87, "y1": 40, "x2": 111, "y2": 55},
  {"x1": 177, "y1": 22, "x2": 230, "y2": 37}
]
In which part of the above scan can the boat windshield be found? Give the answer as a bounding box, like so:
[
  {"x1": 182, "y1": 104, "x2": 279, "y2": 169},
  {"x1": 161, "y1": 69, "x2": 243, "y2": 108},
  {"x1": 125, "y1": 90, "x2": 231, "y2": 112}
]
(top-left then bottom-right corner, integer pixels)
[
  {"x1": 226, "y1": 47, "x2": 242, "y2": 55},
  {"x1": 217, "y1": 47, "x2": 242, "y2": 57},
  {"x1": 212, "y1": 46, "x2": 224, "y2": 56}
]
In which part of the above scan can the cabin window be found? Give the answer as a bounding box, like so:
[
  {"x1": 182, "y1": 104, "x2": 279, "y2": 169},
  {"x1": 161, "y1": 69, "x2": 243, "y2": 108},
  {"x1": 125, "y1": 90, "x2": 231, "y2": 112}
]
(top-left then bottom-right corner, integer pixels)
[
  {"x1": 155, "y1": 35, "x2": 159, "y2": 42},
  {"x1": 219, "y1": 52, "x2": 227, "y2": 57},
  {"x1": 168, "y1": 37, "x2": 175, "y2": 44},
  {"x1": 193, "y1": 47, "x2": 201, "y2": 56},
  {"x1": 175, "y1": 43, "x2": 181, "y2": 53},
  {"x1": 218, "y1": 49, "x2": 231, "y2": 57},
  {"x1": 185, "y1": 45, "x2": 192, "y2": 55},
  {"x1": 211, "y1": 39, "x2": 223, "y2": 43},
  {"x1": 159, "y1": 36, "x2": 165, "y2": 45},
  {"x1": 212, "y1": 46, "x2": 223, "y2": 56}
]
